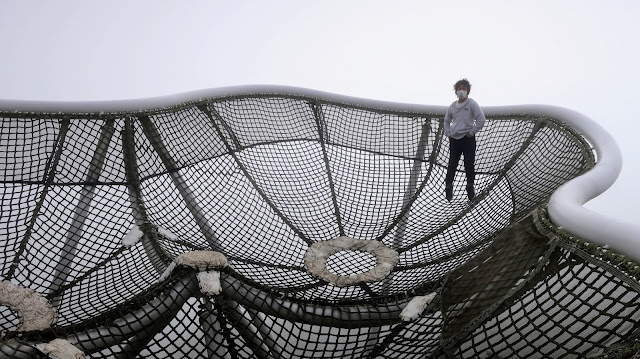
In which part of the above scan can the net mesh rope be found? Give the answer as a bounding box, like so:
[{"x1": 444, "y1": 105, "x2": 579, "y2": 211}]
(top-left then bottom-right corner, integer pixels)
[{"x1": 1, "y1": 93, "x2": 639, "y2": 358}]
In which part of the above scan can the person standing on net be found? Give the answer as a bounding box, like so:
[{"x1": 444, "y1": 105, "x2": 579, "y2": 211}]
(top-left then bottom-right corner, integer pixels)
[{"x1": 443, "y1": 78, "x2": 486, "y2": 201}]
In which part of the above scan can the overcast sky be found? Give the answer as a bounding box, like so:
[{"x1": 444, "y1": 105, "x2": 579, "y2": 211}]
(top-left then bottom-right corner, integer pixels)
[{"x1": 1, "y1": 0, "x2": 638, "y2": 224}]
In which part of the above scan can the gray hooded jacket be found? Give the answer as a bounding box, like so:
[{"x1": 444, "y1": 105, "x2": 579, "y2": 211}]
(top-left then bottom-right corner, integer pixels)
[{"x1": 444, "y1": 98, "x2": 486, "y2": 139}]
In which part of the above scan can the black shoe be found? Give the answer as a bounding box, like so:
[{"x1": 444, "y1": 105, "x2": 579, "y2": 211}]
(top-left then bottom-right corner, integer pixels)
[
  {"x1": 445, "y1": 185, "x2": 453, "y2": 201},
  {"x1": 466, "y1": 185, "x2": 475, "y2": 201}
]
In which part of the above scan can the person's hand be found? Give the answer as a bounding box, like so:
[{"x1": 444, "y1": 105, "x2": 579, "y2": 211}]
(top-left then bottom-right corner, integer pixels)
[{"x1": 466, "y1": 133, "x2": 474, "y2": 138}]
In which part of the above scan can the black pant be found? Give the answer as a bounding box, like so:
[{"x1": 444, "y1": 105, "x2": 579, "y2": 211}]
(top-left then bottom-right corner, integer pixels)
[{"x1": 445, "y1": 136, "x2": 476, "y2": 187}]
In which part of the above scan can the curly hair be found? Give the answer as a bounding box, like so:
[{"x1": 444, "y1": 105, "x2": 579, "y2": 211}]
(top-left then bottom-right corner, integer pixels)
[{"x1": 453, "y1": 78, "x2": 472, "y2": 94}]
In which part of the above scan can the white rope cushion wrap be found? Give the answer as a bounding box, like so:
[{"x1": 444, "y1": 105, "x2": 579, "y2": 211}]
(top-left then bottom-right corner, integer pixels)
[
  {"x1": 304, "y1": 237, "x2": 399, "y2": 287},
  {"x1": 0, "y1": 280, "x2": 56, "y2": 331},
  {"x1": 196, "y1": 271, "x2": 222, "y2": 295},
  {"x1": 36, "y1": 339, "x2": 84, "y2": 359},
  {"x1": 400, "y1": 292, "x2": 437, "y2": 322}
]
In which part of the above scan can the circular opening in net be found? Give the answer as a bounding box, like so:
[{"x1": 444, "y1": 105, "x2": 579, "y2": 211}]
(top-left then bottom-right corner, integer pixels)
[
  {"x1": 0, "y1": 305, "x2": 21, "y2": 331},
  {"x1": 325, "y1": 250, "x2": 377, "y2": 276}
]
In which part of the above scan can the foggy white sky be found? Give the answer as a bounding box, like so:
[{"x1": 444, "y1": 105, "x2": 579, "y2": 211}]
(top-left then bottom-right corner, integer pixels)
[{"x1": 0, "y1": 0, "x2": 638, "y2": 224}]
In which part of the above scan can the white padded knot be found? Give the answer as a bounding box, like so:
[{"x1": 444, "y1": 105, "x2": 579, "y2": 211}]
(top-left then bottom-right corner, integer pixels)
[{"x1": 158, "y1": 251, "x2": 228, "y2": 283}]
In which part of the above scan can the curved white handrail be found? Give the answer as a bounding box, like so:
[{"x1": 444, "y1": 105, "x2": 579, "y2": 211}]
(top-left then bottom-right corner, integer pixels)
[
  {"x1": 0, "y1": 85, "x2": 449, "y2": 114},
  {"x1": 1, "y1": 85, "x2": 637, "y2": 262},
  {"x1": 483, "y1": 105, "x2": 639, "y2": 263}
]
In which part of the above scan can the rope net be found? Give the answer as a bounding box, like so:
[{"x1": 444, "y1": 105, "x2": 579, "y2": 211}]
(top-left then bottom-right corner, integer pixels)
[{"x1": 1, "y1": 91, "x2": 639, "y2": 358}]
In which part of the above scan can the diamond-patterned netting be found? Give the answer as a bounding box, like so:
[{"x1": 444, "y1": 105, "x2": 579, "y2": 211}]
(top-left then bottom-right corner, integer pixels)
[{"x1": 1, "y1": 89, "x2": 639, "y2": 358}]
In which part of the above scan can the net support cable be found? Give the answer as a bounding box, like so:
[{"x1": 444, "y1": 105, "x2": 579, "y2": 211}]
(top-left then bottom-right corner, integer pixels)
[
  {"x1": 122, "y1": 117, "x2": 171, "y2": 275},
  {"x1": 312, "y1": 101, "x2": 345, "y2": 237},
  {"x1": 5, "y1": 118, "x2": 70, "y2": 281},
  {"x1": 47, "y1": 119, "x2": 116, "y2": 308},
  {"x1": 137, "y1": 115, "x2": 224, "y2": 252}
]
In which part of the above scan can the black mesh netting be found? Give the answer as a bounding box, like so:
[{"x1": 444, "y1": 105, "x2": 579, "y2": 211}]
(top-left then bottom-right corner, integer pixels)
[{"x1": 1, "y1": 91, "x2": 639, "y2": 358}]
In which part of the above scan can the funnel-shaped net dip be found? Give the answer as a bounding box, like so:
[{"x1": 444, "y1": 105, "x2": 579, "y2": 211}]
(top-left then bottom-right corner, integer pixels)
[{"x1": 1, "y1": 87, "x2": 639, "y2": 358}]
